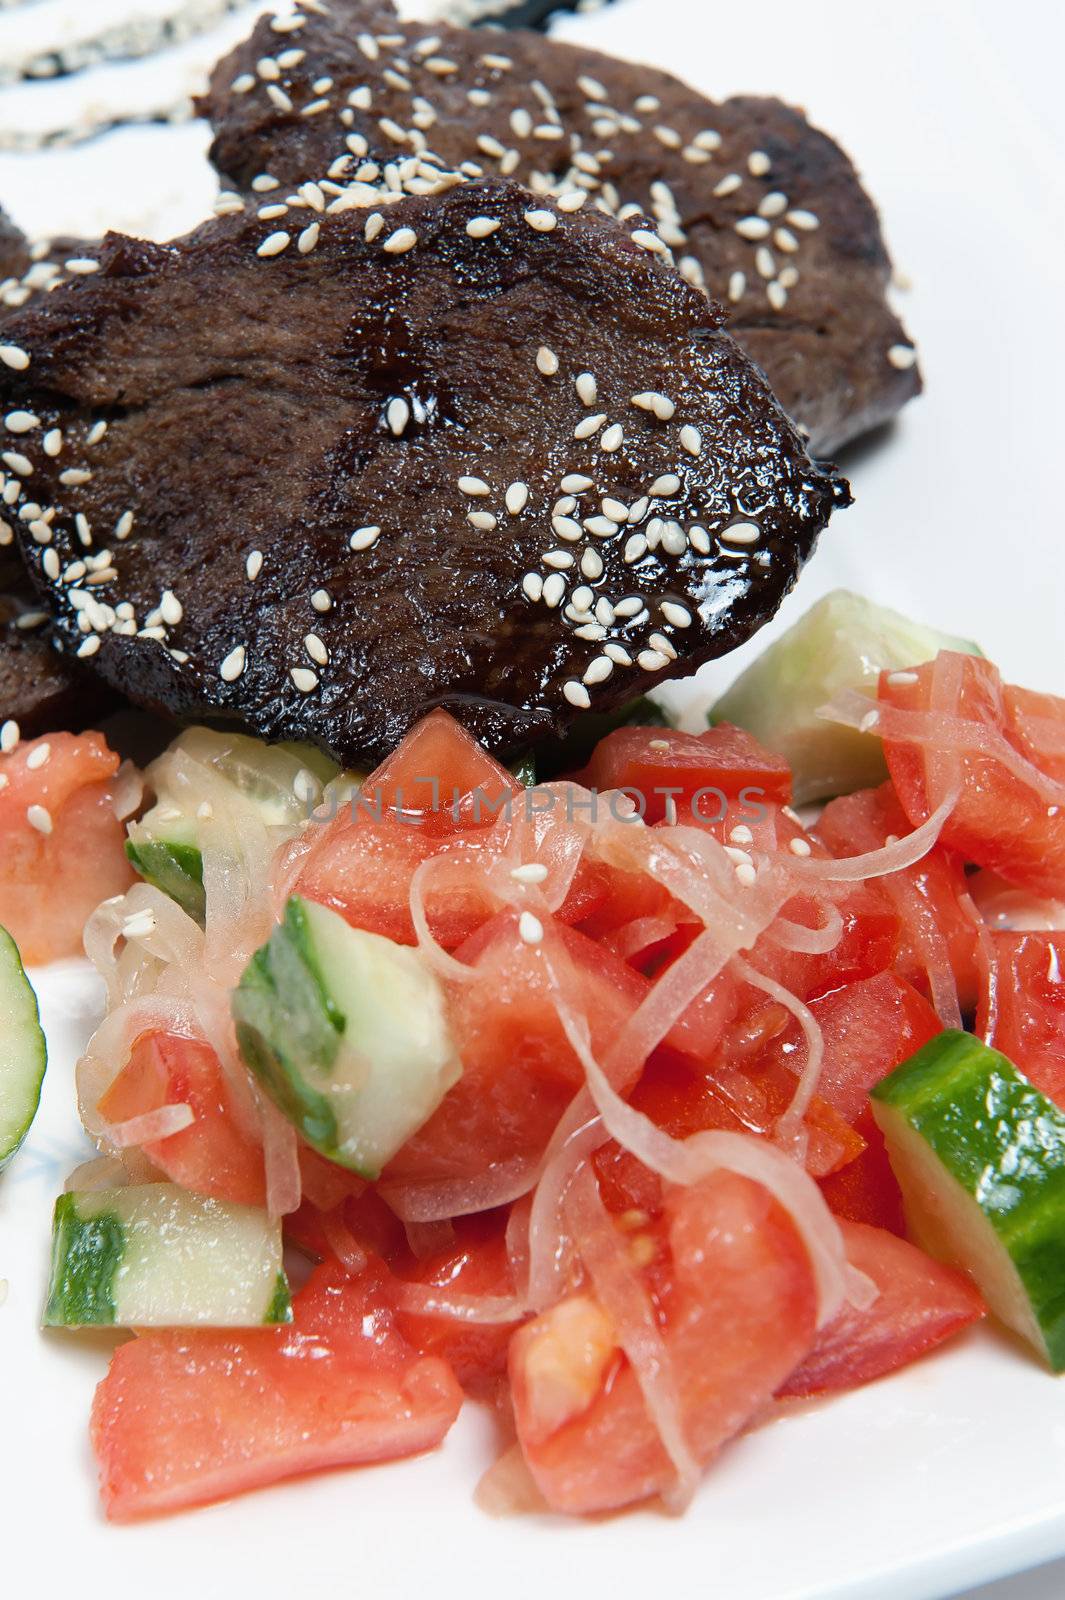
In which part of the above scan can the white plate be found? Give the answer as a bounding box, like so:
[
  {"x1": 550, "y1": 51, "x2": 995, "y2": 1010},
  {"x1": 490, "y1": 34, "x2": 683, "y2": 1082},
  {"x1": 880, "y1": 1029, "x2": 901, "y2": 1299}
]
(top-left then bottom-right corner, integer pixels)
[{"x1": 2, "y1": 2, "x2": 1065, "y2": 1597}]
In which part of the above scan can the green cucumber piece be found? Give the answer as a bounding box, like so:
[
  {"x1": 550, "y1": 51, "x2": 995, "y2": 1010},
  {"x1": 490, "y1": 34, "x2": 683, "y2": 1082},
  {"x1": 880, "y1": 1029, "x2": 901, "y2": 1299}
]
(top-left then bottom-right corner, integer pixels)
[
  {"x1": 0, "y1": 926, "x2": 47, "y2": 1173},
  {"x1": 709, "y1": 590, "x2": 983, "y2": 804},
  {"x1": 126, "y1": 728, "x2": 346, "y2": 923},
  {"x1": 872, "y1": 1030, "x2": 1065, "y2": 1370},
  {"x1": 233, "y1": 896, "x2": 462, "y2": 1178},
  {"x1": 43, "y1": 1184, "x2": 292, "y2": 1328}
]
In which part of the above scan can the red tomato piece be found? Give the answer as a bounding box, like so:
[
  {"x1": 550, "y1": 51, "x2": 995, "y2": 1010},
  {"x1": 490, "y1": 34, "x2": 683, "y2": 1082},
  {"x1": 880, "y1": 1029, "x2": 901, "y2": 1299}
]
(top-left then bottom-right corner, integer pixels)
[
  {"x1": 803, "y1": 972, "x2": 943, "y2": 1124},
  {"x1": 818, "y1": 1110, "x2": 906, "y2": 1235},
  {"x1": 359, "y1": 708, "x2": 521, "y2": 835},
  {"x1": 98, "y1": 1031, "x2": 267, "y2": 1207},
  {"x1": 90, "y1": 1262, "x2": 464, "y2": 1520},
  {"x1": 879, "y1": 653, "x2": 1065, "y2": 897},
  {"x1": 0, "y1": 731, "x2": 134, "y2": 964},
  {"x1": 576, "y1": 723, "x2": 791, "y2": 824},
  {"x1": 384, "y1": 914, "x2": 644, "y2": 1188},
  {"x1": 780, "y1": 1220, "x2": 984, "y2": 1397},
  {"x1": 510, "y1": 1171, "x2": 817, "y2": 1514},
  {"x1": 978, "y1": 932, "x2": 1065, "y2": 1107},
  {"x1": 393, "y1": 1214, "x2": 518, "y2": 1399},
  {"x1": 817, "y1": 782, "x2": 979, "y2": 1011}
]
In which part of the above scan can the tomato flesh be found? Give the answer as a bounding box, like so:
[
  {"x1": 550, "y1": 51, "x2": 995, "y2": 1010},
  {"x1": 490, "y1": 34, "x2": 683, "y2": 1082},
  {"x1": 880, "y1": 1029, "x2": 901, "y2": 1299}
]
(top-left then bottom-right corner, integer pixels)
[
  {"x1": 360, "y1": 708, "x2": 521, "y2": 835},
  {"x1": 780, "y1": 1220, "x2": 984, "y2": 1397},
  {"x1": 0, "y1": 731, "x2": 133, "y2": 964},
  {"x1": 90, "y1": 1262, "x2": 463, "y2": 1520},
  {"x1": 576, "y1": 723, "x2": 791, "y2": 823},
  {"x1": 978, "y1": 932, "x2": 1065, "y2": 1108}
]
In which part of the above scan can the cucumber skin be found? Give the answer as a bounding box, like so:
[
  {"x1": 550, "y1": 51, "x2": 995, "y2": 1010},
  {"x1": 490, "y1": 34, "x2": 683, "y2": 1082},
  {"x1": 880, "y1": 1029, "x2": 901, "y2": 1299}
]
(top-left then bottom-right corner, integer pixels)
[
  {"x1": 233, "y1": 898, "x2": 349, "y2": 1167},
  {"x1": 44, "y1": 1191, "x2": 123, "y2": 1327},
  {"x1": 873, "y1": 1031, "x2": 1065, "y2": 1370},
  {"x1": 0, "y1": 927, "x2": 47, "y2": 1174},
  {"x1": 124, "y1": 839, "x2": 206, "y2": 924},
  {"x1": 264, "y1": 1271, "x2": 293, "y2": 1326}
]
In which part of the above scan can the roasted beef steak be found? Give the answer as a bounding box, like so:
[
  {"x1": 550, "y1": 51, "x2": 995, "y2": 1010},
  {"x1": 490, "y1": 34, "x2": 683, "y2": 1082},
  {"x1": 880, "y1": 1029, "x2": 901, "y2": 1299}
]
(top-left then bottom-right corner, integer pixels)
[
  {"x1": 1, "y1": 179, "x2": 847, "y2": 767},
  {"x1": 202, "y1": 0, "x2": 920, "y2": 454}
]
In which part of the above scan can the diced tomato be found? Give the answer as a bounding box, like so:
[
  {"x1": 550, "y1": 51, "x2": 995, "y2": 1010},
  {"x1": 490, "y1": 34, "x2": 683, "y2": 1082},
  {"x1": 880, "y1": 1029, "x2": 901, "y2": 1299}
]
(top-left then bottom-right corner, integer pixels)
[
  {"x1": 817, "y1": 782, "x2": 979, "y2": 1011},
  {"x1": 780, "y1": 1220, "x2": 984, "y2": 1397},
  {"x1": 818, "y1": 1110, "x2": 906, "y2": 1235},
  {"x1": 801, "y1": 973, "x2": 943, "y2": 1124},
  {"x1": 510, "y1": 1171, "x2": 817, "y2": 1514},
  {"x1": 575, "y1": 723, "x2": 791, "y2": 824},
  {"x1": 0, "y1": 731, "x2": 134, "y2": 964},
  {"x1": 90, "y1": 1262, "x2": 464, "y2": 1519},
  {"x1": 393, "y1": 1213, "x2": 518, "y2": 1399},
  {"x1": 98, "y1": 1031, "x2": 268, "y2": 1207},
  {"x1": 359, "y1": 708, "x2": 521, "y2": 835},
  {"x1": 978, "y1": 932, "x2": 1065, "y2": 1107},
  {"x1": 879, "y1": 653, "x2": 1065, "y2": 898},
  {"x1": 384, "y1": 914, "x2": 644, "y2": 1188}
]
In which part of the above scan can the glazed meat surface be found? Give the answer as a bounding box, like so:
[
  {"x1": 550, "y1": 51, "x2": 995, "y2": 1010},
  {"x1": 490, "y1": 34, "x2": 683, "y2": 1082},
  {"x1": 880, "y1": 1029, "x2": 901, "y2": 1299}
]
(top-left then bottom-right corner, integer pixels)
[
  {"x1": 202, "y1": 0, "x2": 920, "y2": 454},
  {"x1": 1, "y1": 179, "x2": 847, "y2": 767}
]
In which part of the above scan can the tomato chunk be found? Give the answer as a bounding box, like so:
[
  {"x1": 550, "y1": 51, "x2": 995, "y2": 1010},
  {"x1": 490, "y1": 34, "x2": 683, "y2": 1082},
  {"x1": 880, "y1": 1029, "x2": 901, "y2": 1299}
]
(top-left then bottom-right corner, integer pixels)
[
  {"x1": 978, "y1": 932, "x2": 1065, "y2": 1108},
  {"x1": 0, "y1": 731, "x2": 133, "y2": 964},
  {"x1": 879, "y1": 654, "x2": 1065, "y2": 897},
  {"x1": 802, "y1": 973, "x2": 942, "y2": 1124},
  {"x1": 91, "y1": 1262, "x2": 463, "y2": 1520},
  {"x1": 780, "y1": 1220, "x2": 984, "y2": 1397},
  {"x1": 576, "y1": 723, "x2": 791, "y2": 824},
  {"x1": 818, "y1": 1110, "x2": 906, "y2": 1235},
  {"x1": 99, "y1": 1031, "x2": 267, "y2": 1207},
  {"x1": 393, "y1": 1214, "x2": 518, "y2": 1399},
  {"x1": 510, "y1": 1171, "x2": 817, "y2": 1514},
  {"x1": 360, "y1": 708, "x2": 520, "y2": 835}
]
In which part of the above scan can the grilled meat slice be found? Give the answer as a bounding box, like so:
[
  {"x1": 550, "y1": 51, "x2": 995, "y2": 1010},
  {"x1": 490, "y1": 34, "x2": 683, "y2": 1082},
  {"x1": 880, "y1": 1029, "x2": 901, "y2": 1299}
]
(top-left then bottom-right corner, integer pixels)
[
  {"x1": 202, "y1": 0, "x2": 919, "y2": 455},
  {"x1": 2, "y1": 179, "x2": 847, "y2": 768}
]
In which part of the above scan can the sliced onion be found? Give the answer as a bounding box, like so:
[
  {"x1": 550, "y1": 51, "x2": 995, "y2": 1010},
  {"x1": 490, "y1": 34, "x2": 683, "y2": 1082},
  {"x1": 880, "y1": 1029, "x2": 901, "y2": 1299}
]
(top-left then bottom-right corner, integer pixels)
[
  {"x1": 788, "y1": 787, "x2": 958, "y2": 883},
  {"x1": 258, "y1": 1097, "x2": 302, "y2": 1218},
  {"x1": 732, "y1": 957, "x2": 824, "y2": 1137},
  {"x1": 764, "y1": 903, "x2": 844, "y2": 956},
  {"x1": 380, "y1": 1153, "x2": 542, "y2": 1223},
  {"x1": 566, "y1": 1163, "x2": 699, "y2": 1511},
  {"x1": 968, "y1": 870, "x2": 1065, "y2": 932},
  {"x1": 403, "y1": 1218, "x2": 457, "y2": 1261},
  {"x1": 526, "y1": 1102, "x2": 603, "y2": 1312},
  {"x1": 475, "y1": 1443, "x2": 547, "y2": 1516},
  {"x1": 106, "y1": 1103, "x2": 194, "y2": 1149},
  {"x1": 409, "y1": 855, "x2": 485, "y2": 984},
  {"x1": 320, "y1": 1207, "x2": 369, "y2": 1275},
  {"x1": 391, "y1": 1280, "x2": 528, "y2": 1324}
]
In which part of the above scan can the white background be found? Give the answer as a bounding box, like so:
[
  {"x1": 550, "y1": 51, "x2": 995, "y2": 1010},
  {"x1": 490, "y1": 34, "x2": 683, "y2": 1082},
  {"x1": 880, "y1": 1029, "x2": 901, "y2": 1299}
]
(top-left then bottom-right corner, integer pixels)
[{"x1": 1, "y1": 2, "x2": 1065, "y2": 1597}]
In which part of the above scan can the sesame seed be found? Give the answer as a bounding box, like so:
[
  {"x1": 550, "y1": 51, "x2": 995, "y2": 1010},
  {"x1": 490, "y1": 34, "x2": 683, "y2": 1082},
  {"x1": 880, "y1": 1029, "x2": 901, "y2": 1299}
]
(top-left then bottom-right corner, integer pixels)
[
  {"x1": 159, "y1": 590, "x2": 182, "y2": 626},
  {"x1": 290, "y1": 667, "x2": 319, "y2": 693},
  {"x1": 735, "y1": 862, "x2": 757, "y2": 887},
  {"x1": 553, "y1": 497, "x2": 577, "y2": 518},
  {"x1": 86, "y1": 421, "x2": 108, "y2": 445},
  {"x1": 522, "y1": 573, "x2": 543, "y2": 602},
  {"x1": 582, "y1": 515, "x2": 617, "y2": 539},
  {"x1": 661, "y1": 601, "x2": 692, "y2": 628},
  {"x1": 654, "y1": 126, "x2": 682, "y2": 150},
  {"x1": 257, "y1": 231, "x2": 291, "y2": 257},
  {"x1": 536, "y1": 346, "x2": 559, "y2": 376},
  {"x1": 789, "y1": 837, "x2": 812, "y2": 858},
  {"x1": 637, "y1": 649, "x2": 669, "y2": 672},
  {"x1": 271, "y1": 12, "x2": 306, "y2": 32},
  {"x1": 251, "y1": 174, "x2": 280, "y2": 192},
  {"x1": 42, "y1": 549, "x2": 60, "y2": 579},
  {"x1": 561, "y1": 474, "x2": 593, "y2": 493},
  {"x1": 2, "y1": 452, "x2": 31, "y2": 476},
  {"x1": 562, "y1": 681, "x2": 591, "y2": 710},
  {"x1": 60, "y1": 468, "x2": 91, "y2": 486},
  {"x1": 649, "y1": 632, "x2": 677, "y2": 661},
  {"x1": 888, "y1": 669, "x2": 919, "y2": 686},
  {"x1": 557, "y1": 190, "x2": 586, "y2": 213},
  {"x1": 524, "y1": 209, "x2": 558, "y2": 233},
  {"x1": 425, "y1": 57, "x2": 458, "y2": 76},
  {"x1": 575, "y1": 372, "x2": 598, "y2": 406},
  {"x1": 246, "y1": 550, "x2": 263, "y2": 581},
  {"x1": 265, "y1": 84, "x2": 293, "y2": 113},
  {"x1": 26, "y1": 803, "x2": 52, "y2": 835},
  {"x1": 310, "y1": 589, "x2": 332, "y2": 613},
  {"x1": 468, "y1": 511, "x2": 497, "y2": 532},
  {"x1": 724, "y1": 845, "x2": 753, "y2": 866},
  {"x1": 505, "y1": 482, "x2": 529, "y2": 514},
  {"x1": 278, "y1": 48, "x2": 305, "y2": 68},
  {"x1": 543, "y1": 550, "x2": 574, "y2": 569},
  {"x1": 714, "y1": 173, "x2": 742, "y2": 197},
  {"x1": 888, "y1": 344, "x2": 918, "y2": 370},
  {"x1": 350, "y1": 525, "x2": 382, "y2": 551},
  {"x1": 542, "y1": 573, "x2": 566, "y2": 608},
  {"x1": 602, "y1": 497, "x2": 629, "y2": 522},
  {"x1": 650, "y1": 474, "x2": 681, "y2": 497},
  {"x1": 511, "y1": 862, "x2": 548, "y2": 885},
  {"x1": 748, "y1": 151, "x2": 771, "y2": 176},
  {"x1": 519, "y1": 910, "x2": 544, "y2": 944},
  {"x1": 600, "y1": 423, "x2": 623, "y2": 452},
  {"x1": 364, "y1": 213, "x2": 384, "y2": 243},
  {"x1": 574, "y1": 413, "x2": 606, "y2": 440},
  {"x1": 721, "y1": 521, "x2": 761, "y2": 545},
  {"x1": 458, "y1": 475, "x2": 490, "y2": 496},
  {"x1": 65, "y1": 259, "x2": 101, "y2": 275},
  {"x1": 298, "y1": 221, "x2": 321, "y2": 254},
  {"x1": 613, "y1": 597, "x2": 644, "y2": 619},
  {"x1": 859, "y1": 710, "x2": 880, "y2": 734},
  {"x1": 570, "y1": 585, "x2": 594, "y2": 613},
  {"x1": 679, "y1": 425, "x2": 702, "y2": 457},
  {"x1": 583, "y1": 656, "x2": 613, "y2": 686},
  {"x1": 735, "y1": 216, "x2": 771, "y2": 240},
  {"x1": 623, "y1": 534, "x2": 647, "y2": 564},
  {"x1": 43, "y1": 429, "x2": 62, "y2": 457},
  {"x1": 581, "y1": 550, "x2": 605, "y2": 581},
  {"x1": 0, "y1": 345, "x2": 29, "y2": 372},
  {"x1": 0, "y1": 720, "x2": 19, "y2": 753},
  {"x1": 767, "y1": 282, "x2": 788, "y2": 311},
  {"x1": 787, "y1": 209, "x2": 820, "y2": 231},
  {"x1": 383, "y1": 228, "x2": 418, "y2": 254},
  {"x1": 76, "y1": 635, "x2": 100, "y2": 659},
  {"x1": 26, "y1": 742, "x2": 50, "y2": 770},
  {"x1": 466, "y1": 216, "x2": 501, "y2": 239},
  {"x1": 28, "y1": 521, "x2": 51, "y2": 545},
  {"x1": 758, "y1": 191, "x2": 788, "y2": 219},
  {"x1": 729, "y1": 825, "x2": 754, "y2": 846},
  {"x1": 480, "y1": 52, "x2": 513, "y2": 70},
  {"x1": 728, "y1": 271, "x2": 746, "y2": 302},
  {"x1": 304, "y1": 633, "x2": 328, "y2": 666}
]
